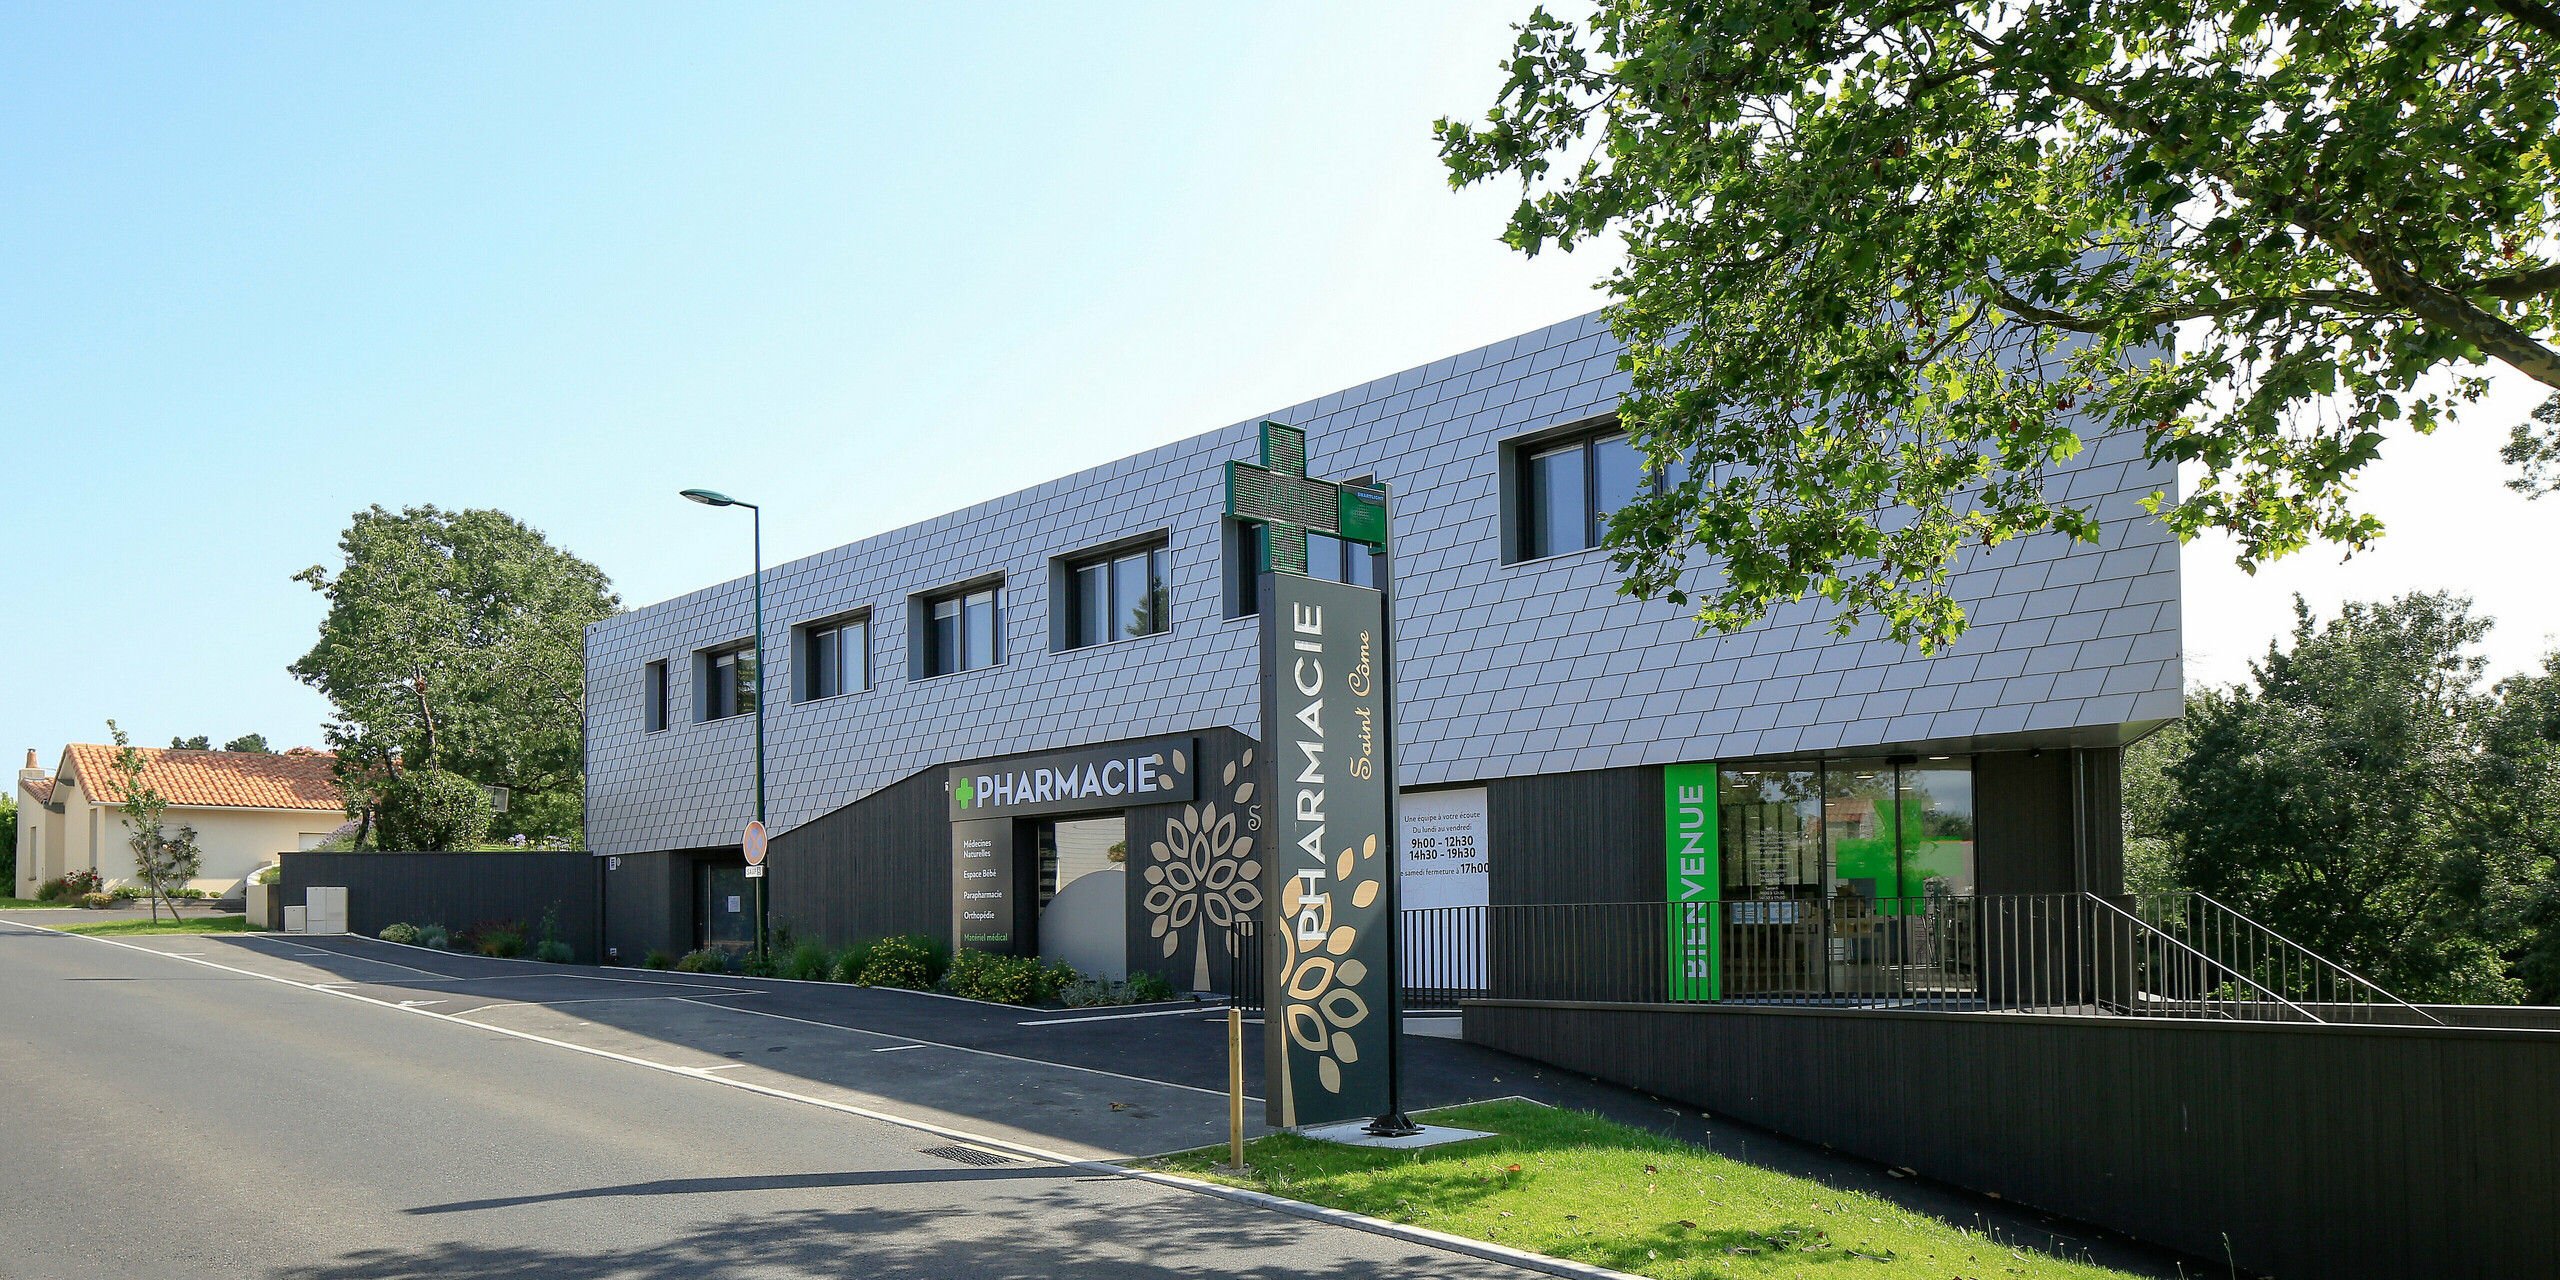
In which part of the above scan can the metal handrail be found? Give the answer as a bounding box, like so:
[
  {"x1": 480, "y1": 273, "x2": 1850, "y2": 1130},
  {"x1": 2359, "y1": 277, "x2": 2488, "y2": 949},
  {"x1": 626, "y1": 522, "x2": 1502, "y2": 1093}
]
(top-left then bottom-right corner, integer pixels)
[
  {"x1": 2186, "y1": 891, "x2": 2445, "y2": 1026},
  {"x1": 2086, "y1": 892, "x2": 2325, "y2": 1023}
]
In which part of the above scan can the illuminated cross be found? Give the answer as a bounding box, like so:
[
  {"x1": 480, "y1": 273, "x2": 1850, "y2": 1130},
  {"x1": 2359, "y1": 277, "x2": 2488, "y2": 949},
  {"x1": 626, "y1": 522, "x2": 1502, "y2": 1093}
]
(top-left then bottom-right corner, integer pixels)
[{"x1": 1225, "y1": 421, "x2": 1390, "y2": 576}]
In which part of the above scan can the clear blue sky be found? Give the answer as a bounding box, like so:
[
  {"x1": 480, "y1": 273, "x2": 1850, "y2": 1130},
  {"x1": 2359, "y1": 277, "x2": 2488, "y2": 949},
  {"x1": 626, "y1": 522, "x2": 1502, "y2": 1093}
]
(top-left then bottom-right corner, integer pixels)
[{"x1": 4, "y1": 4, "x2": 2552, "y2": 761}]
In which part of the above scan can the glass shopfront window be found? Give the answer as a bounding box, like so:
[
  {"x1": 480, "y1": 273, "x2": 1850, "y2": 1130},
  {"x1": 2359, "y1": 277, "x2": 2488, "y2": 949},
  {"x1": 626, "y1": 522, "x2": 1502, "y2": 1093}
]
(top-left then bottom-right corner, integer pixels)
[
  {"x1": 1714, "y1": 755, "x2": 1976, "y2": 999},
  {"x1": 1715, "y1": 756, "x2": 1976, "y2": 904}
]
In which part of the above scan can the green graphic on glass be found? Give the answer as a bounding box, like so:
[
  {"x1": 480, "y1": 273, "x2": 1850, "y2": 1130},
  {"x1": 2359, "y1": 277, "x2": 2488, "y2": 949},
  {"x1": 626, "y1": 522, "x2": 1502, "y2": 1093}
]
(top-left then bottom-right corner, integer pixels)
[{"x1": 1663, "y1": 761, "x2": 1719, "y2": 1001}]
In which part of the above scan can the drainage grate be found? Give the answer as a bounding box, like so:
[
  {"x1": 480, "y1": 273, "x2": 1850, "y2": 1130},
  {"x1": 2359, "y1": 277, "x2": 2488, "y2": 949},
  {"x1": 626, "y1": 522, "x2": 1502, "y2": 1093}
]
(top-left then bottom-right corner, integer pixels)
[{"x1": 918, "y1": 1144, "x2": 1020, "y2": 1167}]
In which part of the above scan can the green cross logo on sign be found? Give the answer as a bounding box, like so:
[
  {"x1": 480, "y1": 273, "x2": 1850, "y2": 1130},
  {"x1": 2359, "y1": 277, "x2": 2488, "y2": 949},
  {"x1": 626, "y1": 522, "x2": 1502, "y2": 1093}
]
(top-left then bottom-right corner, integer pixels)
[{"x1": 1225, "y1": 422, "x2": 1389, "y2": 576}]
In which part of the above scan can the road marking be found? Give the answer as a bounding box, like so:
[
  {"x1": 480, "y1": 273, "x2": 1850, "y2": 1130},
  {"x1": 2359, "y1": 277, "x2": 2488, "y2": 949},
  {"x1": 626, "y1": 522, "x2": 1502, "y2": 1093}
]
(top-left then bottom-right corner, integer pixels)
[
  {"x1": 397, "y1": 1000, "x2": 445, "y2": 1008},
  {"x1": 1018, "y1": 1004, "x2": 1228, "y2": 1026},
  {"x1": 0, "y1": 918, "x2": 1607, "y2": 1280},
  {"x1": 871, "y1": 1044, "x2": 926, "y2": 1053},
  {"x1": 666, "y1": 996, "x2": 1250, "y2": 1102}
]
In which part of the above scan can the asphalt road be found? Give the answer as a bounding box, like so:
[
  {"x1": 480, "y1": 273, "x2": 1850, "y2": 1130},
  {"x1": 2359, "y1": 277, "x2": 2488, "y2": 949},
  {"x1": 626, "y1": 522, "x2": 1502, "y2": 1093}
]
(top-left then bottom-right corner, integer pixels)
[{"x1": 0, "y1": 920, "x2": 1540, "y2": 1280}]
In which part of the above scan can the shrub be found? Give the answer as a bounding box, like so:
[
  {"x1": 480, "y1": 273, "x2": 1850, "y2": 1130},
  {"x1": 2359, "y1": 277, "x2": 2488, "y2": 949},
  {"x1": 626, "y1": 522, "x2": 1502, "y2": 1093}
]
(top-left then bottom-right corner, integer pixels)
[
  {"x1": 476, "y1": 925, "x2": 526, "y2": 959},
  {"x1": 536, "y1": 939, "x2": 574, "y2": 964},
  {"x1": 784, "y1": 939, "x2": 833, "y2": 982},
  {"x1": 80, "y1": 892, "x2": 115, "y2": 909},
  {"x1": 417, "y1": 923, "x2": 452, "y2": 950},
  {"x1": 944, "y1": 952, "x2": 1080, "y2": 1005},
  {"x1": 858, "y1": 935, "x2": 939, "y2": 990},
  {"x1": 174, "y1": 888, "x2": 210, "y2": 899},
  {"x1": 830, "y1": 940, "x2": 877, "y2": 984},
  {"x1": 1127, "y1": 970, "x2": 1177, "y2": 1003},
  {"x1": 379, "y1": 923, "x2": 420, "y2": 944},
  {"x1": 255, "y1": 865, "x2": 282, "y2": 885},
  {"x1": 62, "y1": 869, "x2": 103, "y2": 897},
  {"x1": 34, "y1": 878, "x2": 67, "y2": 902},
  {"x1": 109, "y1": 884, "x2": 145, "y2": 900},
  {"x1": 641, "y1": 949, "x2": 674, "y2": 970},
  {"x1": 374, "y1": 769, "x2": 494, "y2": 851},
  {"x1": 675, "y1": 947, "x2": 728, "y2": 973}
]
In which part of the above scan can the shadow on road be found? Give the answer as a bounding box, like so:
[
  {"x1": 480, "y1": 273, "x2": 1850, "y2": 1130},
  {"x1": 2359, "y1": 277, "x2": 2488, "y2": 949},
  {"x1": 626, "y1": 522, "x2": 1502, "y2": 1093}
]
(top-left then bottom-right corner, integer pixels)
[
  {"x1": 405, "y1": 1165, "x2": 1089, "y2": 1215},
  {"x1": 275, "y1": 1204, "x2": 1441, "y2": 1280}
]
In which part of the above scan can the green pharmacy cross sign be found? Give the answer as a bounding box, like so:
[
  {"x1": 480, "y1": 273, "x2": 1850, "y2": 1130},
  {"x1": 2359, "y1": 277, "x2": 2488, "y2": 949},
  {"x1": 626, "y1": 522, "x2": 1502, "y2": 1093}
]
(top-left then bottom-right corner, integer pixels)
[{"x1": 1226, "y1": 422, "x2": 1391, "y2": 571}]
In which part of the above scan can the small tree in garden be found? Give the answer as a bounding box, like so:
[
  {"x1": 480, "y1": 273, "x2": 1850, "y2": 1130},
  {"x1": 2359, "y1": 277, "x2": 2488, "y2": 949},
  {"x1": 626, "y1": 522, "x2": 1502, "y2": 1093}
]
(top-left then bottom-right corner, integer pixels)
[{"x1": 106, "y1": 721, "x2": 204, "y2": 922}]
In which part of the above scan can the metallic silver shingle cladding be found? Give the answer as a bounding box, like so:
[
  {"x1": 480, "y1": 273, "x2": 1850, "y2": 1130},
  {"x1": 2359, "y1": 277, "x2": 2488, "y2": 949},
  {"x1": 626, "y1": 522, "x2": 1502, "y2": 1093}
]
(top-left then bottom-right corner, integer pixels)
[{"x1": 585, "y1": 311, "x2": 2182, "y2": 856}]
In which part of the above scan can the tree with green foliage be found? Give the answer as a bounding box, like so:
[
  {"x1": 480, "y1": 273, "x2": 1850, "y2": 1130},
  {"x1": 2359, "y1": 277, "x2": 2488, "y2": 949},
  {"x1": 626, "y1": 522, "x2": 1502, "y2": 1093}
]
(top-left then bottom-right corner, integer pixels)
[
  {"x1": 107, "y1": 720, "x2": 203, "y2": 922},
  {"x1": 1439, "y1": 1, "x2": 2560, "y2": 650},
  {"x1": 222, "y1": 734, "x2": 270, "y2": 754},
  {"x1": 168, "y1": 735, "x2": 209, "y2": 751},
  {"x1": 2161, "y1": 595, "x2": 2547, "y2": 1002},
  {"x1": 1, "y1": 794, "x2": 16, "y2": 895},
  {"x1": 291, "y1": 505, "x2": 618, "y2": 849}
]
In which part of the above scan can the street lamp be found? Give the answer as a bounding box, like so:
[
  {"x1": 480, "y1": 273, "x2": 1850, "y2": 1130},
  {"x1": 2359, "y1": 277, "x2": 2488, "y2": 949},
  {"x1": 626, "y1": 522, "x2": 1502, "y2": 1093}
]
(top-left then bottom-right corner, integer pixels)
[{"x1": 680, "y1": 487, "x2": 768, "y2": 962}]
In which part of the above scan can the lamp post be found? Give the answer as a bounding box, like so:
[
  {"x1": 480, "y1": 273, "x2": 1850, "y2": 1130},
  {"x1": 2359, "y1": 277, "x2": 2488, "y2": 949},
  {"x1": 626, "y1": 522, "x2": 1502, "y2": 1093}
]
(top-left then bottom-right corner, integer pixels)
[{"x1": 680, "y1": 487, "x2": 768, "y2": 962}]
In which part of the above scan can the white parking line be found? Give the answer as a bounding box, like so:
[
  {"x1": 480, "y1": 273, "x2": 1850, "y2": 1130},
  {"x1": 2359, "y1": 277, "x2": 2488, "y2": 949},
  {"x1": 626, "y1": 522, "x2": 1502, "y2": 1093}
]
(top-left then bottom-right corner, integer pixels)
[
  {"x1": 667, "y1": 996, "x2": 1253, "y2": 1102},
  {"x1": 1018, "y1": 1004, "x2": 1228, "y2": 1026}
]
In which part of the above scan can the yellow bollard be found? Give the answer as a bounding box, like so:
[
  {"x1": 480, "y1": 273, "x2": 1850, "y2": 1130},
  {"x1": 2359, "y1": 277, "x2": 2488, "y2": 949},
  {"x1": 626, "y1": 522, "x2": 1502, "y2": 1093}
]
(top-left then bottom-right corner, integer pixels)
[{"x1": 1227, "y1": 1004, "x2": 1246, "y2": 1172}]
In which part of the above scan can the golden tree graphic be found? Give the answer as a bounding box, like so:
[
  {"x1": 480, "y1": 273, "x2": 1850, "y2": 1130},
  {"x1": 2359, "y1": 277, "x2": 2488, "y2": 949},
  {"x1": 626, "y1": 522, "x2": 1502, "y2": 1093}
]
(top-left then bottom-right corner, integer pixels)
[
  {"x1": 1278, "y1": 832, "x2": 1384, "y2": 1098},
  {"x1": 1144, "y1": 748, "x2": 1260, "y2": 991}
]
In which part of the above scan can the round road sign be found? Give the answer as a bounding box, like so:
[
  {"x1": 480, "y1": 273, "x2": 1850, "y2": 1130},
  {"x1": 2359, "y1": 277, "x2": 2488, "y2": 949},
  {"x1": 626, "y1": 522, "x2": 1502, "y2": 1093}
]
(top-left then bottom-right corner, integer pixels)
[{"x1": 743, "y1": 819, "x2": 768, "y2": 866}]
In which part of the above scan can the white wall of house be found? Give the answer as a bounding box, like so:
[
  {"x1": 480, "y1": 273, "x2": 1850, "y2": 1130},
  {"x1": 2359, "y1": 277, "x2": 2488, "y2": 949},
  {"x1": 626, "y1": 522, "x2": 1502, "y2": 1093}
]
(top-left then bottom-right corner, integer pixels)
[{"x1": 18, "y1": 773, "x2": 336, "y2": 894}]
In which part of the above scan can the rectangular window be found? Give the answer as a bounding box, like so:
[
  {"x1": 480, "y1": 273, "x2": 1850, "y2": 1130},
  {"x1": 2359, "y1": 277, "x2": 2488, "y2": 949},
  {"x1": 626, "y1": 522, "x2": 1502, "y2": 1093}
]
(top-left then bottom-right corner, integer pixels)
[
  {"x1": 1517, "y1": 427, "x2": 1666, "y2": 560},
  {"x1": 702, "y1": 647, "x2": 756, "y2": 720},
  {"x1": 1235, "y1": 521, "x2": 1267, "y2": 617},
  {"x1": 1304, "y1": 531, "x2": 1379, "y2": 587},
  {"x1": 800, "y1": 614, "x2": 869, "y2": 700},
  {"x1": 644, "y1": 661, "x2": 669, "y2": 732},
  {"x1": 925, "y1": 587, "x2": 1002, "y2": 675},
  {"x1": 1064, "y1": 543, "x2": 1169, "y2": 648},
  {"x1": 1526, "y1": 443, "x2": 1588, "y2": 559}
]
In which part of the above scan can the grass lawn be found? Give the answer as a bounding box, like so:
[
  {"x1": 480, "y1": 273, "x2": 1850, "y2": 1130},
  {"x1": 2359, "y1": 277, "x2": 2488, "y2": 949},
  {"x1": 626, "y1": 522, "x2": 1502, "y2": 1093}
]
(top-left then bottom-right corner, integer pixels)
[
  {"x1": 0, "y1": 898, "x2": 77, "y2": 909},
  {"x1": 1143, "y1": 1100, "x2": 2138, "y2": 1279},
  {"x1": 50, "y1": 916, "x2": 252, "y2": 937}
]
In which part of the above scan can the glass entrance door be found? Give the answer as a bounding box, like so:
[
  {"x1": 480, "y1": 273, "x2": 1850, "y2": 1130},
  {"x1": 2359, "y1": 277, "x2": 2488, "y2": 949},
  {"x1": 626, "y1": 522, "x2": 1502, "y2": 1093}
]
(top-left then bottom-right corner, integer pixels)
[{"x1": 695, "y1": 862, "x2": 754, "y2": 958}]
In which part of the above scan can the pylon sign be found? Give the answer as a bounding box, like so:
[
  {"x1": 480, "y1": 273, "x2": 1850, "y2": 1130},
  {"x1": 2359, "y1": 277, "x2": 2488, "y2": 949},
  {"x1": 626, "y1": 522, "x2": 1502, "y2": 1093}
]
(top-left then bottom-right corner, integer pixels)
[{"x1": 1230, "y1": 421, "x2": 1407, "y2": 1131}]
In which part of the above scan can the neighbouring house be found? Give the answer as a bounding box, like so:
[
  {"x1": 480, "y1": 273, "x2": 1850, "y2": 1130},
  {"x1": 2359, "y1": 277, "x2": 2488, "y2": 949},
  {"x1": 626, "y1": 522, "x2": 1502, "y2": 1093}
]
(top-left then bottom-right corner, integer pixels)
[{"x1": 13, "y1": 745, "x2": 345, "y2": 897}]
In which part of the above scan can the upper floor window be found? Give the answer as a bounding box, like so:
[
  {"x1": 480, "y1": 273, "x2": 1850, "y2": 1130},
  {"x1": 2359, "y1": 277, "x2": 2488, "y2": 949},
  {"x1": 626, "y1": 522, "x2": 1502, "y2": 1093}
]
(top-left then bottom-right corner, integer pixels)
[
  {"x1": 1233, "y1": 522, "x2": 1375, "y2": 615},
  {"x1": 643, "y1": 660, "x2": 669, "y2": 732},
  {"x1": 1519, "y1": 429, "x2": 1657, "y2": 559},
  {"x1": 1306, "y1": 531, "x2": 1379, "y2": 588},
  {"x1": 926, "y1": 587, "x2": 1001, "y2": 676},
  {"x1": 1066, "y1": 543, "x2": 1169, "y2": 648},
  {"x1": 798, "y1": 613, "x2": 870, "y2": 700},
  {"x1": 700, "y1": 645, "x2": 757, "y2": 721}
]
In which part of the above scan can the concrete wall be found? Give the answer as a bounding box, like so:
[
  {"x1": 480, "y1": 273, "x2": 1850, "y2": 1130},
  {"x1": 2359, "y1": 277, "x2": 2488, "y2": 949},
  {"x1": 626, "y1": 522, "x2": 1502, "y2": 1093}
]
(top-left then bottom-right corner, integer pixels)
[{"x1": 588, "y1": 310, "x2": 2184, "y2": 858}]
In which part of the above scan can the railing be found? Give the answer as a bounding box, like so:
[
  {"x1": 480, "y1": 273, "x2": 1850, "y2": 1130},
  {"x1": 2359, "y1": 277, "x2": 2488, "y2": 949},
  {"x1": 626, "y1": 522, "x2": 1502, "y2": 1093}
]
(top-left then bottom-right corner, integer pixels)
[
  {"x1": 1228, "y1": 892, "x2": 2426, "y2": 1024},
  {"x1": 2129, "y1": 891, "x2": 2447, "y2": 1025}
]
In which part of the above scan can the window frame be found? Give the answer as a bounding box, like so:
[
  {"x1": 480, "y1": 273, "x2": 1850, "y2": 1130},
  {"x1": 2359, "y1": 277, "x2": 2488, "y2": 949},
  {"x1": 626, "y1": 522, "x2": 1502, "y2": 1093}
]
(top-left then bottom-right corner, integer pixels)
[
  {"x1": 1504, "y1": 422, "x2": 1670, "y2": 564},
  {"x1": 696, "y1": 643, "x2": 758, "y2": 722},
  {"x1": 913, "y1": 579, "x2": 1005, "y2": 678},
  {"x1": 795, "y1": 611, "x2": 871, "y2": 702},
  {"x1": 643, "y1": 660, "x2": 670, "y2": 733},
  {"x1": 1059, "y1": 538, "x2": 1172, "y2": 650}
]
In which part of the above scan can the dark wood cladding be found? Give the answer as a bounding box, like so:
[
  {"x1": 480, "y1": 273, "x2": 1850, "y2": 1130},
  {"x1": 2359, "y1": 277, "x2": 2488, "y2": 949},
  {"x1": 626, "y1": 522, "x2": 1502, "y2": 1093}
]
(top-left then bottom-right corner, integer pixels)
[
  {"x1": 762, "y1": 726, "x2": 1261, "y2": 974},
  {"x1": 1975, "y1": 746, "x2": 2121, "y2": 895},
  {"x1": 1487, "y1": 764, "x2": 1664, "y2": 905},
  {"x1": 1467, "y1": 999, "x2": 2560, "y2": 1280},
  {"x1": 763, "y1": 760, "x2": 952, "y2": 946},
  {"x1": 280, "y1": 851, "x2": 600, "y2": 960},
  {"x1": 602, "y1": 848, "x2": 697, "y2": 962}
]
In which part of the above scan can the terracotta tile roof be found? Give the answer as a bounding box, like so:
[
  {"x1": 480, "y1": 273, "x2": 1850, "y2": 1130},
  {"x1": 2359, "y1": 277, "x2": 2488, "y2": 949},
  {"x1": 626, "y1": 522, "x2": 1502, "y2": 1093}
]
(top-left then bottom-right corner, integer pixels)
[
  {"x1": 19, "y1": 775, "x2": 51, "y2": 804},
  {"x1": 64, "y1": 745, "x2": 342, "y2": 811}
]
